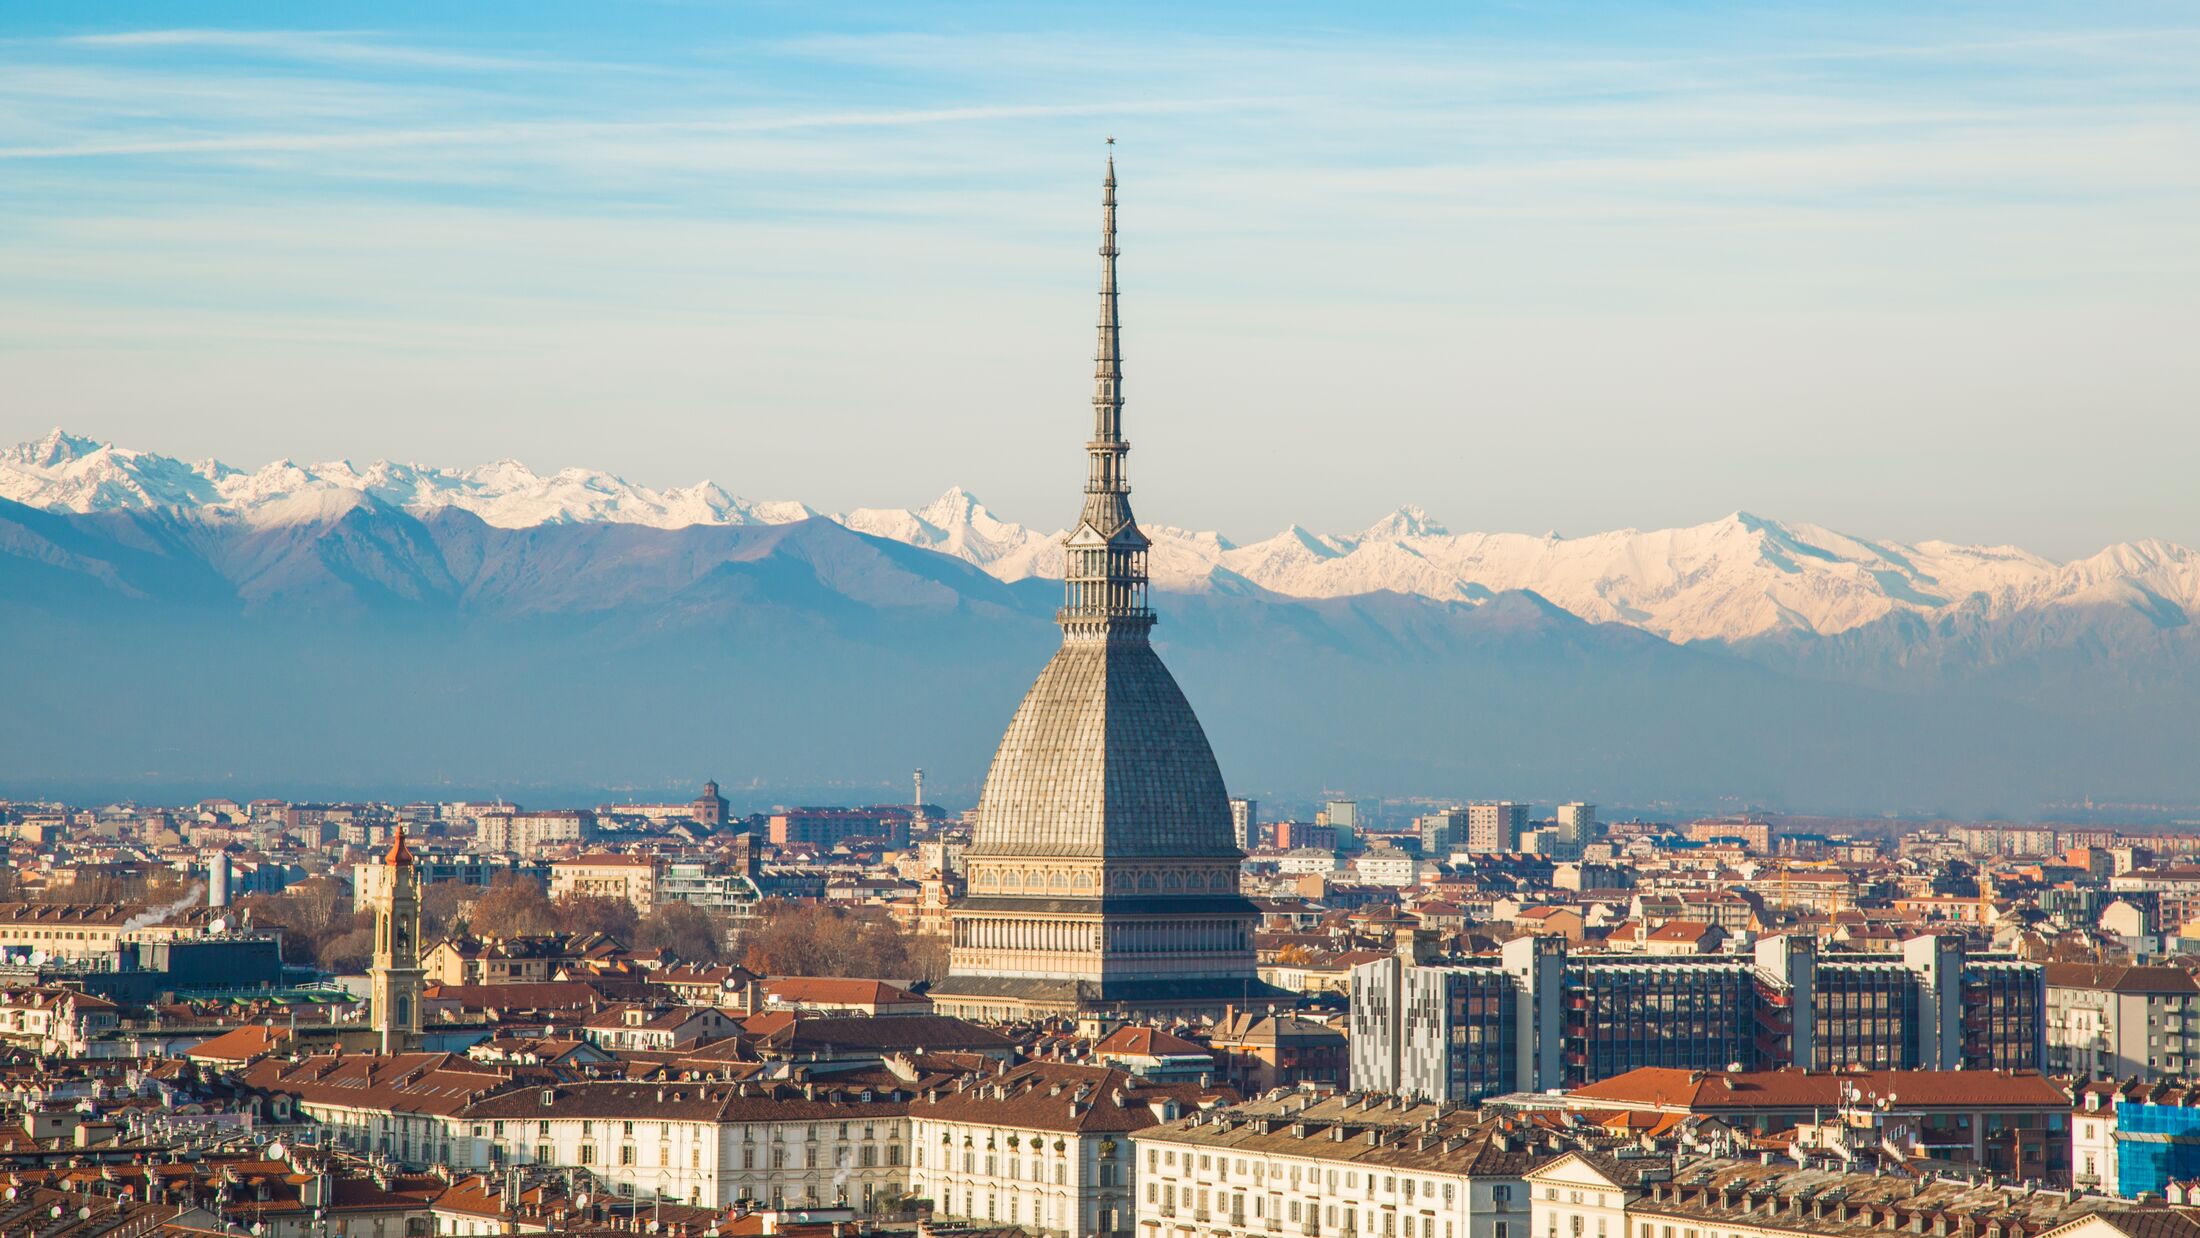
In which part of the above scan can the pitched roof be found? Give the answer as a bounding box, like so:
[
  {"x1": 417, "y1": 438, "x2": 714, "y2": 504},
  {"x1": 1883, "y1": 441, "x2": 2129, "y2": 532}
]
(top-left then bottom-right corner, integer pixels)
[
  {"x1": 750, "y1": 1014, "x2": 1012, "y2": 1054},
  {"x1": 241, "y1": 1052, "x2": 519, "y2": 1117},
  {"x1": 185, "y1": 1025, "x2": 289, "y2": 1063},
  {"x1": 2042, "y1": 963, "x2": 2200, "y2": 995},
  {"x1": 914, "y1": 1060, "x2": 1217, "y2": 1133},
  {"x1": 458, "y1": 1079, "x2": 907, "y2": 1123},
  {"x1": 1145, "y1": 1093, "x2": 1540, "y2": 1176},
  {"x1": 1568, "y1": 1067, "x2": 2069, "y2": 1111},
  {"x1": 759, "y1": 977, "x2": 921, "y2": 1005},
  {"x1": 1094, "y1": 1025, "x2": 1210, "y2": 1059},
  {"x1": 423, "y1": 981, "x2": 605, "y2": 1012}
]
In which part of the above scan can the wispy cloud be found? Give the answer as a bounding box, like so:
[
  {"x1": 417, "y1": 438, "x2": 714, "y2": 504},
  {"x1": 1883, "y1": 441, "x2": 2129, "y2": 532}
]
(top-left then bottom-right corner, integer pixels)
[
  {"x1": 0, "y1": 97, "x2": 1270, "y2": 161},
  {"x1": 56, "y1": 28, "x2": 559, "y2": 72}
]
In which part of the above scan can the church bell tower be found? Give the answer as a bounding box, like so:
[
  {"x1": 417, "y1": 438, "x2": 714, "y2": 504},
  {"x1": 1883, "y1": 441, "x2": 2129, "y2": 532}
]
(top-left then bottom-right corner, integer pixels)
[{"x1": 369, "y1": 827, "x2": 426, "y2": 1052}]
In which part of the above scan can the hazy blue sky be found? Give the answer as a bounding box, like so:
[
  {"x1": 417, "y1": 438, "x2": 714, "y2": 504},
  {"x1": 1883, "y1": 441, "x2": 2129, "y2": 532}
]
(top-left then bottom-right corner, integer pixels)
[{"x1": 2, "y1": 2, "x2": 2195, "y2": 558}]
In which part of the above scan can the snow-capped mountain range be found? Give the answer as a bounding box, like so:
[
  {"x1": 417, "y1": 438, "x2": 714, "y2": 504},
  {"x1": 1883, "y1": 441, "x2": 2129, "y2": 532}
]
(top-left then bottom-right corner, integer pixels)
[{"x1": 7, "y1": 427, "x2": 2195, "y2": 645}]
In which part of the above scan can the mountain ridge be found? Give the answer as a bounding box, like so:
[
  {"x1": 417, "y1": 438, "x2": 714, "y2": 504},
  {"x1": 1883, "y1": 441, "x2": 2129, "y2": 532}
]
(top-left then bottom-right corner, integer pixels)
[
  {"x1": 5, "y1": 428, "x2": 2194, "y2": 647},
  {"x1": 3, "y1": 482, "x2": 2196, "y2": 811}
]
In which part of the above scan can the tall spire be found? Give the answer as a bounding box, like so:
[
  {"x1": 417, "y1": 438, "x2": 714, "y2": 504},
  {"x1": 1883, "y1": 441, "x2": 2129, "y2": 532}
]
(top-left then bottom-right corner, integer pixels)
[{"x1": 1060, "y1": 141, "x2": 1153, "y2": 641}]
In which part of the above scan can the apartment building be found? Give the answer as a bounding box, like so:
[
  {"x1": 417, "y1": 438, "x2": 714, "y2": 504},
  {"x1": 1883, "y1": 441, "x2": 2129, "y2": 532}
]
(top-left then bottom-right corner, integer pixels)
[
  {"x1": 908, "y1": 1061, "x2": 1203, "y2": 1238},
  {"x1": 248, "y1": 1049, "x2": 1194, "y2": 1230},
  {"x1": 243, "y1": 1056, "x2": 913, "y2": 1211},
  {"x1": 1132, "y1": 1093, "x2": 1540, "y2": 1238},
  {"x1": 549, "y1": 854, "x2": 661, "y2": 913},
  {"x1": 2045, "y1": 963, "x2": 2200, "y2": 1082},
  {"x1": 460, "y1": 1080, "x2": 910, "y2": 1209},
  {"x1": 1559, "y1": 1067, "x2": 2070, "y2": 1182},
  {"x1": 1467, "y1": 804, "x2": 1527, "y2": 854},
  {"x1": 1526, "y1": 1153, "x2": 2178, "y2": 1238},
  {"x1": 2074, "y1": 1078, "x2": 2200, "y2": 1197},
  {"x1": 354, "y1": 853, "x2": 546, "y2": 912},
  {"x1": 476, "y1": 809, "x2": 595, "y2": 855}
]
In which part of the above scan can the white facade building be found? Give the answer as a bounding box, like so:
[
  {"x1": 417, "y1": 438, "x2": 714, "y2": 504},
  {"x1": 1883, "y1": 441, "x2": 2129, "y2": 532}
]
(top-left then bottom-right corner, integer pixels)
[{"x1": 1133, "y1": 1094, "x2": 1539, "y2": 1238}]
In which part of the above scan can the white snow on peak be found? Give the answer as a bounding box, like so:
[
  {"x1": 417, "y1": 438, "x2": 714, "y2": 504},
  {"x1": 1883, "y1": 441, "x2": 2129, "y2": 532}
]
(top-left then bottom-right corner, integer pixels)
[
  {"x1": 5, "y1": 429, "x2": 2195, "y2": 644},
  {"x1": 1361, "y1": 504, "x2": 1450, "y2": 541},
  {"x1": 841, "y1": 487, "x2": 1059, "y2": 579},
  {"x1": 0, "y1": 430, "x2": 813, "y2": 532}
]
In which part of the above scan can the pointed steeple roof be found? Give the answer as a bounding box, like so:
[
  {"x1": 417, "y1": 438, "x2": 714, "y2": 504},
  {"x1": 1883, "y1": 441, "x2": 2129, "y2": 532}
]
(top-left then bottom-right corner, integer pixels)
[{"x1": 1060, "y1": 143, "x2": 1154, "y2": 640}]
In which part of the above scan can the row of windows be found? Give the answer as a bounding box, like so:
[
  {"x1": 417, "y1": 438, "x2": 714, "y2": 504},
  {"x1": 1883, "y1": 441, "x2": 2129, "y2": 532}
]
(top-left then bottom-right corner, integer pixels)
[
  {"x1": 1146, "y1": 1150, "x2": 1458, "y2": 1204},
  {"x1": 1151, "y1": 1193, "x2": 1459, "y2": 1238},
  {"x1": 920, "y1": 1151, "x2": 1072, "y2": 1181}
]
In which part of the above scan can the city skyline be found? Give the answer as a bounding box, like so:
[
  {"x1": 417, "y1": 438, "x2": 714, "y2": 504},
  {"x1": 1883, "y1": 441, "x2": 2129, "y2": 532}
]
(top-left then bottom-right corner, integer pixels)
[
  {"x1": 3, "y1": 3, "x2": 2197, "y2": 557},
  {"x1": 5, "y1": 8, "x2": 2200, "y2": 1237}
]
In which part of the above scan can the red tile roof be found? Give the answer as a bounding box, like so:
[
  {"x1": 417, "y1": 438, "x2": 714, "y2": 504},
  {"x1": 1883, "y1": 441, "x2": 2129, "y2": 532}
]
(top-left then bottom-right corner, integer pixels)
[
  {"x1": 1094, "y1": 1026, "x2": 1210, "y2": 1059},
  {"x1": 1568, "y1": 1067, "x2": 2069, "y2": 1111},
  {"x1": 759, "y1": 977, "x2": 921, "y2": 1006},
  {"x1": 241, "y1": 1052, "x2": 520, "y2": 1117},
  {"x1": 185, "y1": 1025, "x2": 290, "y2": 1063}
]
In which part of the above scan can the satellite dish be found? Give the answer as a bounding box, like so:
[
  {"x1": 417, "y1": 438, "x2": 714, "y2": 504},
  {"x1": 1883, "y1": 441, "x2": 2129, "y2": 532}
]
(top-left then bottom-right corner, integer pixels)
[{"x1": 267, "y1": 1140, "x2": 287, "y2": 1160}]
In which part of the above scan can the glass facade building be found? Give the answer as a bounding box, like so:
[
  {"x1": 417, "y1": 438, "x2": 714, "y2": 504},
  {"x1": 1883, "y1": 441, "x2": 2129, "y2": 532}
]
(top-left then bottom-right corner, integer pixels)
[{"x1": 1349, "y1": 932, "x2": 2045, "y2": 1100}]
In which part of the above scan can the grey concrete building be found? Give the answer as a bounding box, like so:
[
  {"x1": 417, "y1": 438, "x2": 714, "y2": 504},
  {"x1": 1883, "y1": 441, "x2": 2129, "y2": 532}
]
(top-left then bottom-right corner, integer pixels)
[{"x1": 2044, "y1": 962, "x2": 2200, "y2": 1081}]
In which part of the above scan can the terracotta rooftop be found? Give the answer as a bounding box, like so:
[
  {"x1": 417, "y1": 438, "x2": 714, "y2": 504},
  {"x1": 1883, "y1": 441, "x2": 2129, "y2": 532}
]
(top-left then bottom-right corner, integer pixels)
[
  {"x1": 1094, "y1": 1025, "x2": 1210, "y2": 1059},
  {"x1": 2043, "y1": 963, "x2": 2200, "y2": 995},
  {"x1": 1568, "y1": 1066, "x2": 2070, "y2": 1111}
]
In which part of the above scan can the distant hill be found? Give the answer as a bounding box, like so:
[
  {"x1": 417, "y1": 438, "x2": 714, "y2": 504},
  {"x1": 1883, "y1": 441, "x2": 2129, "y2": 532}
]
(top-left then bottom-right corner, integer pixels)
[{"x1": 3, "y1": 466, "x2": 2192, "y2": 815}]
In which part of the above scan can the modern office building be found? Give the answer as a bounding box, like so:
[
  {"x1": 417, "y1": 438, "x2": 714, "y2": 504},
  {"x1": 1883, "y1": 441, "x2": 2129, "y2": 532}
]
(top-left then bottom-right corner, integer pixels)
[{"x1": 1350, "y1": 931, "x2": 2044, "y2": 1102}]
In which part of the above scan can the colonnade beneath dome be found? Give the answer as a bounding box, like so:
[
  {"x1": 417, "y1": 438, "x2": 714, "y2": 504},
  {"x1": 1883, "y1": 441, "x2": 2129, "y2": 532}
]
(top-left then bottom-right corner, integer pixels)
[{"x1": 949, "y1": 916, "x2": 1251, "y2": 957}]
